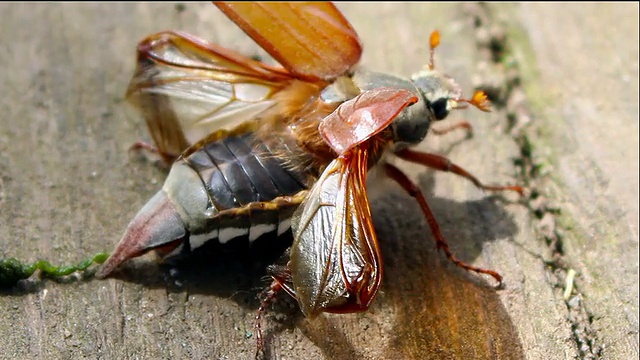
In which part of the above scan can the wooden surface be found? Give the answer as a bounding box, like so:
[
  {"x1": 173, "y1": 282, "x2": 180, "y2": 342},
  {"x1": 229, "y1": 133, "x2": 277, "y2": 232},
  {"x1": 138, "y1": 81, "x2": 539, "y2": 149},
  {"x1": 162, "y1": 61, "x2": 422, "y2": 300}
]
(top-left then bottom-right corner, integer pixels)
[{"x1": 0, "y1": 3, "x2": 636, "y2": 360}]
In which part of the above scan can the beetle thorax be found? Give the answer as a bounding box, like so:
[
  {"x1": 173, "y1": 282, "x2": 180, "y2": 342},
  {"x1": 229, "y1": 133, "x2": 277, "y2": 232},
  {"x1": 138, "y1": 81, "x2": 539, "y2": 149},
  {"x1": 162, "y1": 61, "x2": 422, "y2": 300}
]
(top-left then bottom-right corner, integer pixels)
[
  {"x1": 320, "y1": 69, "x2": 435, "y2": 147},
  {"x1": 410, "y1": 69, "x2": 462, "y2": 122}
]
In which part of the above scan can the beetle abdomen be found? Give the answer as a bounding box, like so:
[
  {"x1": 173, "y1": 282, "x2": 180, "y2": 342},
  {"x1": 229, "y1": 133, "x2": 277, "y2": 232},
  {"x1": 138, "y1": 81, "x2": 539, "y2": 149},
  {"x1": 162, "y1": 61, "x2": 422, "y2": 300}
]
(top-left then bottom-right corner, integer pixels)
[
  {"x1": 186, "y1": 133, "x2": 307, "y2": 208},
  {"x1": 98, "y1": 131, "x2": 315, "y2": 278},
  {"x1": 173, "y1": 132, "x2": 313, "y2": 253}
]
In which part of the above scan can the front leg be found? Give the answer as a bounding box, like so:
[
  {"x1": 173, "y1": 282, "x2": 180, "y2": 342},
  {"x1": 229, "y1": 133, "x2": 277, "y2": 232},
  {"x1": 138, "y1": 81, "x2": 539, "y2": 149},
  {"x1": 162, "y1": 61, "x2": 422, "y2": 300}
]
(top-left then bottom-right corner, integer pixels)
[
  {"x1": 384, "y1": 163, "x2": 503, "y2": 285},
  {"x1": 395, "y1": 148, "x2": 523, "y2": 195}
]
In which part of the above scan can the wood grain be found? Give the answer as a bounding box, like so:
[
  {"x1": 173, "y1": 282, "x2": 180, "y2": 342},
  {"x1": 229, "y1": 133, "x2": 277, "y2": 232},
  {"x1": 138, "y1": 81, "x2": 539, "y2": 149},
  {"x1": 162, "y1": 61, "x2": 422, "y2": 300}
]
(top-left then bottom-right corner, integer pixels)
[{"x1": 0, "y1": 3, "x2": 636, "y2": 360}]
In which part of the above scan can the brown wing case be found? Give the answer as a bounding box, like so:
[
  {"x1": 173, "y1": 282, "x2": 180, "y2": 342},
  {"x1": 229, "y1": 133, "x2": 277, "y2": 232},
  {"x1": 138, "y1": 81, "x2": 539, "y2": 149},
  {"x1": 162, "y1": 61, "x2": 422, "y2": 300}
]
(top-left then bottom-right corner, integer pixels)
[
  {"x1": 289, "y1": 88, "x2": 418, "y2": 317},
  {"x1": 214, "y1": 2, "x2": 362, "y2": 82},
  {"x1": 319, "y1": 88, "x2": 418, "y2": 154}
]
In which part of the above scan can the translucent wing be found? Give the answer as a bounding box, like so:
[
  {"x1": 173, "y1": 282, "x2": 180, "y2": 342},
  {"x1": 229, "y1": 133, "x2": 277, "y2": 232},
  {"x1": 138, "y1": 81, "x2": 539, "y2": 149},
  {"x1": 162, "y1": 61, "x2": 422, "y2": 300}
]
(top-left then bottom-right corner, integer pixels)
[
  {"x1": 126, "y1": 31, "x2": 297, "y2": 156},
  {"x1": 215, "y1": 2, "x2": 362, "y2": 82},
  {"x1": 289, "y1": 88, "x2": 418, "y2": 317},
  {"x1": 290, "y1": 150, "x2": 380, "y2": 317}
]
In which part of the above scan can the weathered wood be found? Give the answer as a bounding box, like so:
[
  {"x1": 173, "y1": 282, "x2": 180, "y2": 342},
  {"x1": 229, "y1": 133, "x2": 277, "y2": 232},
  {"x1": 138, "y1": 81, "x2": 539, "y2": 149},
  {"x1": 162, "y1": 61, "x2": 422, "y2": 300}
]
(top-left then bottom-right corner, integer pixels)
[
  {"x1": 0, "y1": 3, "x2": 636, "y2": 360},
  {"x1": 496, "y1": 4, "x2": 639, "y2": 359}
]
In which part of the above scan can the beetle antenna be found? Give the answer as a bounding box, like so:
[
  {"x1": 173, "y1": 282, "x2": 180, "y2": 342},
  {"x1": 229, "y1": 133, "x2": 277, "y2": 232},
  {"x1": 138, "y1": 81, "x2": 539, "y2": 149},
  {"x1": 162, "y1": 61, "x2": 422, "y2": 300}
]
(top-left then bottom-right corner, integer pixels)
[
  {"x1": 428, "y1": 30, "x2": 440, "y2": 70},
  {"x1": 455, "y1": 90, "x2": 491, "y2": 112}
]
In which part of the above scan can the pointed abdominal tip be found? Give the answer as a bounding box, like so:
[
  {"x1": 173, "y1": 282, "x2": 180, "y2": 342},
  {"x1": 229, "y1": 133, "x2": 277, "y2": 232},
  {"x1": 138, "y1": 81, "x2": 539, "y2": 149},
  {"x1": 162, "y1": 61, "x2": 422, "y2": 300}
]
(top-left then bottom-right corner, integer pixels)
[{"x1": 96, "y1": 190, "x2": 186, "y2": 279}]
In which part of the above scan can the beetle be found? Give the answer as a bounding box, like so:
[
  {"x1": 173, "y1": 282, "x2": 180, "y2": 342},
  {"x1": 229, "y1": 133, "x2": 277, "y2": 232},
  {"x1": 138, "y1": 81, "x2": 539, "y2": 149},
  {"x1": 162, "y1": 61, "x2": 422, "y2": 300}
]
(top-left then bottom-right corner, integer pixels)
[{"x1": 95, "y1": 2, "x2": 522, "y2": 353}]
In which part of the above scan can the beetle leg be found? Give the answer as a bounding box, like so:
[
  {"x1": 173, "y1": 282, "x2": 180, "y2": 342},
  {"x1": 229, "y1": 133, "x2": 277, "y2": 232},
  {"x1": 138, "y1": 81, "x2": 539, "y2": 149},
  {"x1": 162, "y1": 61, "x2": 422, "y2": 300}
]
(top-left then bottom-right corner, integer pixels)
[
  {"x1": 395, "y1": 148, "x2": 523, "y2": 195},
  {"x1": 255, "y1": 265, "x2": 293, "y2": 360},
  {"x1": 129, "y1": 140, "x2": 178, "y2": 165},
  {"x1": 430, "y1": 120, "x2": 472, "y2": 136},
  {"x1": 384, "y1": 163, "x2": 503, "y2": 285}
]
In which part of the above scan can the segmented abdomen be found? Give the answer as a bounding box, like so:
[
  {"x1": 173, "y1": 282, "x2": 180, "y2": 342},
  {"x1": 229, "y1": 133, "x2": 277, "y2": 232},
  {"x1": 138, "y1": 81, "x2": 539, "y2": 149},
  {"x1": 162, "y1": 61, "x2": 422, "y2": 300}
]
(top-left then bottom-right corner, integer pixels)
[{"x1": 178, "y1": 132, "x2": 313, "y2": 251}]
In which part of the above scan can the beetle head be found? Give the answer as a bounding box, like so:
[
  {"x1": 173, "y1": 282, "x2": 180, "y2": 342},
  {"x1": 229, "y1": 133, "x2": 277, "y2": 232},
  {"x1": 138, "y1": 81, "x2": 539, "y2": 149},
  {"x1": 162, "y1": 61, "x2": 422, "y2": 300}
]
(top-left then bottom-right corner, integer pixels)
[{"x1": 395, "y1": 30, "x2": 490, "y2": 146}]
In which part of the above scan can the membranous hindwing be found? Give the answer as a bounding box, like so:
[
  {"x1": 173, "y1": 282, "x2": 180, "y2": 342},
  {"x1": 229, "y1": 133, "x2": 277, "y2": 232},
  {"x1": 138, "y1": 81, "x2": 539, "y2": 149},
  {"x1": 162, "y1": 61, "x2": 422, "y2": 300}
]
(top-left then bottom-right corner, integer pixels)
[{"x1": 290, "y1": 152, "x2": 380, "y2": 317}]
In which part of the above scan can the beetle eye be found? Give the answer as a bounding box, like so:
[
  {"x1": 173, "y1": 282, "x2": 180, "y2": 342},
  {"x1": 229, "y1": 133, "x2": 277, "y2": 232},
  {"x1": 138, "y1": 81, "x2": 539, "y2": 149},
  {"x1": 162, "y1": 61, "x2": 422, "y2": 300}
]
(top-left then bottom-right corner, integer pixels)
[{"x1": 430, "y1": 98, "x2": 449, "y2": 120}]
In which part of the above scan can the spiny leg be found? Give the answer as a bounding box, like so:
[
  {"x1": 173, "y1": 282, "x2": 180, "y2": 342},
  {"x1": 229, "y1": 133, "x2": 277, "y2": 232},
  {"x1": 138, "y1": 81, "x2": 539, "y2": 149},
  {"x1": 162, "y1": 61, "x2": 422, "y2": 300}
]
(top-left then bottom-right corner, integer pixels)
[
  {"x1": 254, "y1": 265, "x2": 292, "y2": 359},
  {"x1": 129, "y1": 140, "x2": 178, "y2": 165},
  {"x1": 430, "y1": 120, "x2": 472, "y2": 136},
  {"x1": 384, "y1": 163, "x2": 503, "y2": 285},
  {"x1": 395, "y1": 148, "x2": 523, "y2": 195}
]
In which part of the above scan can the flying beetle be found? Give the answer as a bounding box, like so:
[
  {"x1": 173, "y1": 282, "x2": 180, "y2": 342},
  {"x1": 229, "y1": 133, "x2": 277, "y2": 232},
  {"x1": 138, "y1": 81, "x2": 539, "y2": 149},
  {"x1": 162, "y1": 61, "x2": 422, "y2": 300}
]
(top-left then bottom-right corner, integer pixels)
[{"x1": 96, "y1": 1, "x2": 522, "y2": 351}]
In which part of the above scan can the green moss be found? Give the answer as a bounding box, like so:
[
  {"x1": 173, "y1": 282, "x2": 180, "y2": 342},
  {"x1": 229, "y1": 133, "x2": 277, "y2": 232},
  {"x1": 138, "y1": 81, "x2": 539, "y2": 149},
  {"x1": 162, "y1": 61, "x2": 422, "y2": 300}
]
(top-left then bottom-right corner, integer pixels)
[{"x1": 0, "y1": 252, "x2": 109, "y2": 288}]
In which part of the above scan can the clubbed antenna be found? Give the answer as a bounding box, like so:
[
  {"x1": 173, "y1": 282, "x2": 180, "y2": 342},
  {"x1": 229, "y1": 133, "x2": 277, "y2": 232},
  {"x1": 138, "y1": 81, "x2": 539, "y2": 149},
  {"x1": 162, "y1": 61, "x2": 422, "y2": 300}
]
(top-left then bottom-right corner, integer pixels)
[
  {"x1": 467, "y1": 90, "x2": 492, "y2": 112},
  {"x1": 428, "y1": 30, "x2": 441, "y2": 70},
  {"x1": 455, "y1": 90, "x2": 492, "y2": 112}
]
